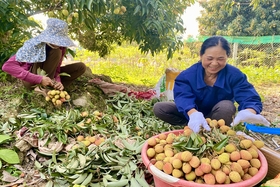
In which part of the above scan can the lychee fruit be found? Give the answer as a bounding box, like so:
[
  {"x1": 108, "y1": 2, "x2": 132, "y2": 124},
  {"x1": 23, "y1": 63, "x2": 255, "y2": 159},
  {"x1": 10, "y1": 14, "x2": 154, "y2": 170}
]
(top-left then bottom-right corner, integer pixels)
[
  {"x1": 172, "y1": 169, "x2": 183, "y2": 178},
  {"x1": 229, "y1": 171, "x2": 241, "y2": 183},
  {"x1": 181, "y1": 151, "x2": 192, "y2": 162},
  {"x1": 217, "y1": 119, "x2": 226, "y2": 127},
  {"x1": 218, "y1": 153, "x2": 230, "y2": 164},
  {"x1": 146, "y1": 148, "x2": 156, "y2": 158},
  {"x1": 163, "y1": 162, "x2": 173, "y2": 175},
  {"x1": 237, "y1": 159, "x2": 251, "y2": 169},
  {"x1": 200, "y1": 162, "x2": 212, "y2": 173},
  {"x1": 230, "y1": 151, "x2": 241, "y2": 161},
  {"x1": 253, "y1": 140, "x2": 265, "y2": 149},
  {"x1": 215, "y1": 170, "x2": 227, "y2": 184},
  {"x1": 189, "y1": 156, "x2": 200, "y2": 168},
  {"x1": 182, "y1": 163, "x2": 192, "y2": 174},
  {"x1": 240, "y1": 139, "x2": 253, "y2": 149},
  {"x1": 211, "y1": 158, "x2": 221, "y2": 170},
  {"x1": 172, "y1": 158, "x2": 183, "y2": 169},
  {"x1": 248, "y1": 167, "x2": 259, "y2": 176},
  {"x1": 185, "y1": 171, "x2": 196, "y2": 181},
  {"x1": 204, "y1": 173, "x2": 216, "y2": 185},
  {"x1": 240, "y1": 150, "x2": 253, "y2": 160},
  {"x1": 225, "y1": 143, "x2": 237, "y2": 153},
  {"x1": 154, "y1": 161, "x2": 164, "y2": 170},
  {"x1": 250, "y1": 158, "x2": 261, "y2": 169}
]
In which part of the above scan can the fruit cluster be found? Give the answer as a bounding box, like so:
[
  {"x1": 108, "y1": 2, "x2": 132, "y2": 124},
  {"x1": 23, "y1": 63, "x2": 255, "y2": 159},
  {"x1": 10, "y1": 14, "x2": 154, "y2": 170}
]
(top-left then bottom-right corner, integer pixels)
[
  {"x1": 113, "y1": 6, "x2": 126, "y2": 15},
  {"x1": 146, "y1": 122, "x2": 265, "y2": 185},
  {"x1": 74, "y1": 135, "x2": 105, "y2": 148},
  {"x1": 45, "y1": 90, "x2": 70, "y2": 107}
]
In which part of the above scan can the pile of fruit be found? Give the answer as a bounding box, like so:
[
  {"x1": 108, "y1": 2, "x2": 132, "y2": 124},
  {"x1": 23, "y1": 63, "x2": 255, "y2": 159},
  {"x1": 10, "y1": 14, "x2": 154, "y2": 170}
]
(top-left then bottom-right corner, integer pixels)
[
  {"x1": 45, "y1": 89, "x2": 70, "y2": 107},
  {"x1": 74, "y1": 134, "x2": 106, "y2": 148},
  {"x1": 145, "y1": 119, "x2": 265, "y2": 185}
]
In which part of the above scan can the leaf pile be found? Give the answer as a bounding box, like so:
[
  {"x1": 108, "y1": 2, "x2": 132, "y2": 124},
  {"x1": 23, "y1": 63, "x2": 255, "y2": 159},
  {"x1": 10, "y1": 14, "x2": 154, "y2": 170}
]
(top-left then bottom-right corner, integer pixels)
[{"x1": 0, "y1": 92, "x2": 177, "y2": 186}]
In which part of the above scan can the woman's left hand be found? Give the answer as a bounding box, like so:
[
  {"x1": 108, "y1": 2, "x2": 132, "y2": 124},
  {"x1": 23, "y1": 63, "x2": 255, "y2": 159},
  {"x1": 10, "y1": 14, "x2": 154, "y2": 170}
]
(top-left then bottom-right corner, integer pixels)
[
  {"x1": 231, "y1": 109, "x2": 270, "y2": 127},
  {"x1": 53, "y1": 81, "x2": 64, "y2": 91}
]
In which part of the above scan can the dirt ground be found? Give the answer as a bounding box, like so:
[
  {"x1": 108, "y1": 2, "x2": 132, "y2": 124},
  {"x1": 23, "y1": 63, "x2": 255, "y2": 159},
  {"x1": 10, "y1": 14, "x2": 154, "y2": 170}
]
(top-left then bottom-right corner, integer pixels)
[
  {"x1": 255, "y1": 84, "x2": 280, "y2": 125},
  {"x1": 1, "y1": 80, "x2": 280, "y2": 124}
]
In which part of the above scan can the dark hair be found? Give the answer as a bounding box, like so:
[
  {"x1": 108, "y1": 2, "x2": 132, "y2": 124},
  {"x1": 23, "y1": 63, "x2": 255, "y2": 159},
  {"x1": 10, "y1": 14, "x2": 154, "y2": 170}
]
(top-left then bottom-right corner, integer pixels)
[{"x1": 200, "y1": 36, "x2": 231, "y2": 56}]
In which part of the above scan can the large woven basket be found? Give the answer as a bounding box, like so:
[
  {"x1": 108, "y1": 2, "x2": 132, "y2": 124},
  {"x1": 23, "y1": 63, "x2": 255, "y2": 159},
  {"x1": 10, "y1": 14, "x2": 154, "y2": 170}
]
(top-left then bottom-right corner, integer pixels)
[{"x1": 260, "y1": 146, "x2": 280, "y2": 178}]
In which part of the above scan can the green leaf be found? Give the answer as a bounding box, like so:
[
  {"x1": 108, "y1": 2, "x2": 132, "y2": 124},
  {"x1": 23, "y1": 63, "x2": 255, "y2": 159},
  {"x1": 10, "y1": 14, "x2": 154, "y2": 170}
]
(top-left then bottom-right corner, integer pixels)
[
  {"x1": 193, "y1": 134, "x2": 203, "y2": 146},
  {"x1": 0, "y1": 149, "x2": 20, "y2": 164},
  {"x1": 213, "y1": 137, "x2": 229, "y2": 152},
  {"x1": 80, "y1": 0, "x2": 85, "y2": 9},
  {"x1": 45, "y1": 181, "x2": 53, "y2": 187},
  {"x1": 8, "y1": 118, "x2": 16, "y2": 124},
  {"x1": 185, "y1": 147, "x2": 200, "y2": 151},
  {"x1": 37, "y1": 67, "x2": 47, "y2": 76},
  {"x1": 133, "y1": 5, "x2": 141, "y2": 15},
  {"x1": 52, "y1": 151, "x2": 57, "y2": 164},
  {"x1": 0, "y1": 135, "x2": 11, "y2": 144},
  {"x1": 129, "y1": 161, "x2": 137, "y2": 171},
  {"x1": 186, "y1": 137, "x2": 193, "y2": 147},
  {"x1": 67, "y1": 48, "x2": 76, "y2": 58},
  {"x1": 35, "y1": 160, "x2": 43, "y2": 169},
  {"x1": 87, "y1": 0, "x2": 93, "y2": 10},
  {"x1": 59, "y1": 72, "x2": 71, "y2": 77}
]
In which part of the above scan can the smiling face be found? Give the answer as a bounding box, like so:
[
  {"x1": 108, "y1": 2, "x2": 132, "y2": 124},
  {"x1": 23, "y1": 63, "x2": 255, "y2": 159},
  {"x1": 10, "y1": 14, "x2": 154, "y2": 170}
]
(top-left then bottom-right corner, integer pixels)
[{"x1": 200, "y1": 44, "x2": 228, "y2": 75}]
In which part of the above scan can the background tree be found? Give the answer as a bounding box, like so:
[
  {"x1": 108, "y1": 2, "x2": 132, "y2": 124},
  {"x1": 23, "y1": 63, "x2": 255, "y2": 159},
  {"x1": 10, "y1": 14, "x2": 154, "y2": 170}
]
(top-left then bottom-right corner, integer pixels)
[
  {"x1": 197, "y1": 0, "x2": 280, "y2": 36},
  {"x1": 0, "y1": 1, "x2": 41, "y2": 66},
  {"x1": 0, "y1": 0, "x2": 196, "y2": 67},
  {"x1": 0, "y1": 0, "x2": 268, "y2": 70}
]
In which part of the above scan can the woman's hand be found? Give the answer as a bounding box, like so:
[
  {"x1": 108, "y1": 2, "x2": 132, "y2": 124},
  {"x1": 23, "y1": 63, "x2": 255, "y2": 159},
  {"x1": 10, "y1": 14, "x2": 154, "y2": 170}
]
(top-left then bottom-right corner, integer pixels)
[
  {"x1": 40, "y1": 77, "x2": 64, "y2": 90},
  {"x1": 231, "y1": 109, "x2": 270, "y2": 127},
  {"x1": 53, "y1": 81, "x2": 64, "y2": 91},
  {"x1": 41, "y1": 76, "x2": 54, "y2": 87},
  {"x1": 188, "y1": 111, "x2": 211, "y2": 133}
]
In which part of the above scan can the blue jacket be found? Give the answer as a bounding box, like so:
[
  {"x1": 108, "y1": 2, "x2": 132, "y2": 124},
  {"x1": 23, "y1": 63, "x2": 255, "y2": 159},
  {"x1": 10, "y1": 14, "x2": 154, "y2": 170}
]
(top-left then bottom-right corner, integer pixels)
[{"x1": 174, "y1": 62, "x2": 262, "y2": 120}]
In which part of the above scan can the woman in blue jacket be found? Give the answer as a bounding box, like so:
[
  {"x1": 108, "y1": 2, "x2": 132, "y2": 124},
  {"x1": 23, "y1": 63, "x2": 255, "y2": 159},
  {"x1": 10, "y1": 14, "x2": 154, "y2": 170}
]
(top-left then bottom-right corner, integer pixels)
[{"x1": 153, "y1": 36, "x2": 270, "y2": 133}]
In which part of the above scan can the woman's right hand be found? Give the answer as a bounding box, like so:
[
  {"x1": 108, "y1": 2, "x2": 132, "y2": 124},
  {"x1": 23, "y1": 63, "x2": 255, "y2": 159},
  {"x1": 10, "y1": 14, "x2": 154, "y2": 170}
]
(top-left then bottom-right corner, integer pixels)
[
  {"x1": 53, "y1": 81, "x2": 64, "y2": 91},
  {"x1": 41, "y1": 76, "x2": 54, "y2": 88},
  {"x1": 188, "y1": 111, "x2": 211, "y2": 133}
]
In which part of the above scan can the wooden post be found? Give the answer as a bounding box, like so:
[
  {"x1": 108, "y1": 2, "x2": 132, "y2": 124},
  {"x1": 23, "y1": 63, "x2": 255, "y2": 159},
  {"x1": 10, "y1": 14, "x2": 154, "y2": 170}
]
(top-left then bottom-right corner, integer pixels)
[{"x1": 232, "y1": 43, "x2": 238, "y2": 65}]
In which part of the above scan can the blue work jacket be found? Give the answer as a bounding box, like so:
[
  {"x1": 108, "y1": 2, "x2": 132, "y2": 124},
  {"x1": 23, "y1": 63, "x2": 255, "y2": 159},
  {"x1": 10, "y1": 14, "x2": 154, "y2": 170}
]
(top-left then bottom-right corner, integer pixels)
[{"x1": 174, "y1": 62, "x2": 262, "y2": 120}]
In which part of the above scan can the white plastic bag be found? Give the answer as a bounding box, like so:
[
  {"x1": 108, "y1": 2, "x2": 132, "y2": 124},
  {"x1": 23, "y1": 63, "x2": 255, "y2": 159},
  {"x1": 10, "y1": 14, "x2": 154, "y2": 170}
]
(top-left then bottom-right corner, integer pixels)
[{"x1": 154, "y1": 68, "x2": 181, "y2": 101}]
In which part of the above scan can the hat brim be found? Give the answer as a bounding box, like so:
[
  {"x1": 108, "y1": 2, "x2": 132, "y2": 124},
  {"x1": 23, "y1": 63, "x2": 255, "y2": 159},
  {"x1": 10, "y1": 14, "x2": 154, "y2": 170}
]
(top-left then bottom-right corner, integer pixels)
[{"x1": 37, "y1": 32, "x2": 76, "y2": 47}]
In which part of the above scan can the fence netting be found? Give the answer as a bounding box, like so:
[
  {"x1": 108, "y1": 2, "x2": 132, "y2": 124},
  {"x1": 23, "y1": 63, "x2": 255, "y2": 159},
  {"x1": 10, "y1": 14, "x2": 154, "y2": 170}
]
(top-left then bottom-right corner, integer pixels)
[{"x1": 185, "y1": 35, "x2": 280, "y2": 67}]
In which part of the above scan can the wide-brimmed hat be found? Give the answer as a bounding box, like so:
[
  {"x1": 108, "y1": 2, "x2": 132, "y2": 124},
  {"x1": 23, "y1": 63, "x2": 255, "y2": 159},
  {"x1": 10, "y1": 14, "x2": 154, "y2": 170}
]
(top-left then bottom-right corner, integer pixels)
[
  {"x1": 16, "y1": 18, "x2": 75, "y2": 63},
  {"x1": 37, "y1": 18, "x2": 75, "y2": 47}
]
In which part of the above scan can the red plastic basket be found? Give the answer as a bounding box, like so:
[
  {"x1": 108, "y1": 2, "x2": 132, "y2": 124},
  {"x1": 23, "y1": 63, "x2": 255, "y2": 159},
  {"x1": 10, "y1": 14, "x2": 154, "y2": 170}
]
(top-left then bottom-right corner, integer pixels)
[{"x1": 141, "y1": 130, "x2": 268, "y2": 187}]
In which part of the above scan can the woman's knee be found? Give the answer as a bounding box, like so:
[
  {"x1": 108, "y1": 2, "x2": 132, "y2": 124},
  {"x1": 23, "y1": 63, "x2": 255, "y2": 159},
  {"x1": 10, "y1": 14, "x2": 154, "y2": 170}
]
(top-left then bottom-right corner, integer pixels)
[
  {"x1": 153, "y1": 102, "x2": 164, "y2": 117},
  {"x1": 217, "y1": 100, "x2": 236, "y2": 113},
  {"x1": 210, "y1": 100, "x2": 236, "y2": 125},
  {"x1": 77, "y1": 62, "x2": 87, "y2": 73},
  {"x1": 153, "y1": 102, "x2": 172, "y2": 115}
]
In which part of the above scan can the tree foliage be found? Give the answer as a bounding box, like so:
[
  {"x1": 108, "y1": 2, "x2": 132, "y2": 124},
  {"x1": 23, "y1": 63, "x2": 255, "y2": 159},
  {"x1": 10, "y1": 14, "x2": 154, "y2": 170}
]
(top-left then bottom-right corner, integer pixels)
[
  {"x1": 0, "y1": 0, "x2": 197, "y2": 66},
  {"x1": 0, "y1": 1, "x2": 41, "y2": 64},
  {"x1": 198, "y1": 0, "x2": 280, "y2": 36},
  {"x1": 0, "y1": 0, "x2": 271, "y2": 68}
]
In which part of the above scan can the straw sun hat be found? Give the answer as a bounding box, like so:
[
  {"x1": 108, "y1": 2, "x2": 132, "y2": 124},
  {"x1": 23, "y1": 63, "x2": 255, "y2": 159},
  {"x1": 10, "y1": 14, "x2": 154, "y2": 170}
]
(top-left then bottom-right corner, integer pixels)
[{"x1": 16, "y1": 18, "x2": 75, "y2": 63}]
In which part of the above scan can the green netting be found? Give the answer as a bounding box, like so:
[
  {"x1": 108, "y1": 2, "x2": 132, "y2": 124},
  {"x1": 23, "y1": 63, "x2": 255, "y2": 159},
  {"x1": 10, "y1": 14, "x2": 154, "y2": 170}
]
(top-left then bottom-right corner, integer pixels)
[{"x1": 185, "y1": 35, "x2": 280, "y2": 44}]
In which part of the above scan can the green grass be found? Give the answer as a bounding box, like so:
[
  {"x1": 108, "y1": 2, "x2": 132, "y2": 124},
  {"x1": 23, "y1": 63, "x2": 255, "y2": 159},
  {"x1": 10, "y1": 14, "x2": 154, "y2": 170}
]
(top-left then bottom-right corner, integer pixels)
[
  {"x1": 74, "y1": 44, "x2": 280, "y2": 87},
  {"x1": 240, "y1": 65, "x2": 280, "y2": 85}
]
